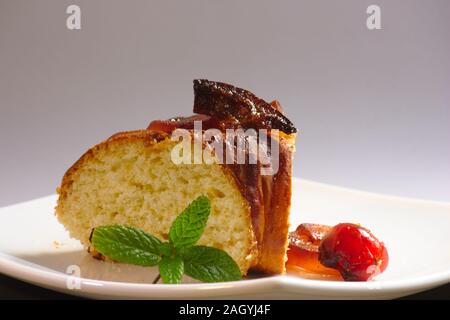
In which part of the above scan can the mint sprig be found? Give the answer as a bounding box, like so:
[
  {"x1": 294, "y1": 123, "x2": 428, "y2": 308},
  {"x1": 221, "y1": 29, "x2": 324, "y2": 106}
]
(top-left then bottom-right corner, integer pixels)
[{"x1": 90, "y1": 196, "x2": 242, "y2": 284}]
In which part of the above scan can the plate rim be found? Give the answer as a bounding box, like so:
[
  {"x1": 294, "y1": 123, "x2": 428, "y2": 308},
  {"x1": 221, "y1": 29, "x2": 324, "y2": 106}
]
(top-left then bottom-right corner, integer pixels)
[
  {"x1": 1, "y1": 178, "x2": 449, "y2": 298},
  {"x1": 1, "y1": 251, "x2": 450, "y2": 298}
]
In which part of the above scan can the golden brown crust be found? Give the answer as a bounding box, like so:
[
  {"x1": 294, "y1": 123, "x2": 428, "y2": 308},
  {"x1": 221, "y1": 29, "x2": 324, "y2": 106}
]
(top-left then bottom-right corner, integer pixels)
[
  {"x1": 56, "y1": 130, "x2": 169, "y2": 207},
  {"x1": 225, "y1": 134, "x2": 294, "y2": 274},
  {"x1": 254, "y1": 135, "x2": 294, "y2": 273}
]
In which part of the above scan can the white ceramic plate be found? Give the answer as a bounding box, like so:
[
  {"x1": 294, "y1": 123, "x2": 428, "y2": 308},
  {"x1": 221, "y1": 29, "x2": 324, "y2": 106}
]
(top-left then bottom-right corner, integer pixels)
[{"x1": 0, "y1": 178, "x2": 449, "y2": 299}]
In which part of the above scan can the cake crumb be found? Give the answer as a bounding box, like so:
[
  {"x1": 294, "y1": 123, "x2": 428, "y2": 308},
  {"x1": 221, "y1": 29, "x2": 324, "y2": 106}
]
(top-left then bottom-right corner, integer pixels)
[{"x1": 52, "y1": 240, "x2": 63, "y2": 249}]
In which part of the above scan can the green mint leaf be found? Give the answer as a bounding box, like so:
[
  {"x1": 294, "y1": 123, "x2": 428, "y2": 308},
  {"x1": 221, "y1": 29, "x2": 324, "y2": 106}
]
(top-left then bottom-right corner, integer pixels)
[
  {"x1": 91, "y1": 225, "x2": 162, "y2": 266},
  {"x1": 168, "y1": 196, "x2": 211, "y2": 249},
  {"x1": 159, "y1": 242, "x2": 174, "y2": 257},
  {"x1": 181, "y1": 246, "x2": 242, "y2": 282},
  {"x1": 159, "y1": 256, "x2": 184, "y2": 284}
]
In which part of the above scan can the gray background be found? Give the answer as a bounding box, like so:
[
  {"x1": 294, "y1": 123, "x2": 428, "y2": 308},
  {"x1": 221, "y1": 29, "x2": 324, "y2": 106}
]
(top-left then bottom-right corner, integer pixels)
[{"x1": 0, "y1": 0, "x2": 449, "y2": 206}]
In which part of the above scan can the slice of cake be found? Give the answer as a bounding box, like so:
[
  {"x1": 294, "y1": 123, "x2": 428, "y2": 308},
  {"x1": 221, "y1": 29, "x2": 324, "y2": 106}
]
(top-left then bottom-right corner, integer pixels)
[{"x1": 56, "y1": 80, "x2": 297, "y2": 275}]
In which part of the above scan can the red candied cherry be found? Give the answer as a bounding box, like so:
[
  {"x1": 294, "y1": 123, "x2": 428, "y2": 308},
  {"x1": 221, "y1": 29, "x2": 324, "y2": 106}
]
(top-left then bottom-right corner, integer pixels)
[{"x1": 318, "y1": 223, "x2": 388, "y2": 281}]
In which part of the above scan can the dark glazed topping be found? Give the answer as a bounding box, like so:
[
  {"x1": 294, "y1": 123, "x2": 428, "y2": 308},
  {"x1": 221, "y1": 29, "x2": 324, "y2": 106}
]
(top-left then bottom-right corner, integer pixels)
[
  {"x1": 148, "y1": 114, "x2": 219, "y2": 133},
  {"x1": 193, "y1": 79, "x2": 297, "y2": 134},
  {"x1": 146, "y1": 80, "x2": 296, "y2": 258}
]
